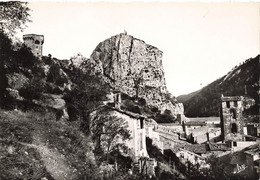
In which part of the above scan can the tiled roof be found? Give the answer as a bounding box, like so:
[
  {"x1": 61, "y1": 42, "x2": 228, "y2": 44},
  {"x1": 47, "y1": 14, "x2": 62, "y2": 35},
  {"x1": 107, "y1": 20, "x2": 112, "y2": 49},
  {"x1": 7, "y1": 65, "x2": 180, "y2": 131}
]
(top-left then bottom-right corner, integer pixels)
[
  {"x1": 208, "y1": 143, "x2": 229, "y2": 151},
  {"x1": 172, "y1": 142, "x2": 233, "y2": 155},
  {"x1": 244, "y1": 144, "x2": 260, "y2": 155},
  {"x1": 89, "y1": 105, "x2": 146, "y2": 119},
  {"x1": 158, "y1": 123, "x2": 182, "y2": 126},
  {"x1": 189, "y1": 117, "x2": 220, "y2": 122},
  {"x1": 221, "y1": 96, "x2": 242, "y2": 102},
  {"x1": 230, "y1": 151, "x2": 246, "y2": 165},
  {"x1": 244, "y1": 115, "x2": 259, "y2": 124},
  {"x1": 229, "y1": 143, "x2": 260, "y2": 165},
  {"x1": 191, "y1": 126, "x2": 208, "y2": 136},
  {"x1": 208, "y1": 128, "x2": 221, "y2": 133},
  {"x1": 184, "y1": 144, "x2": 208, "y2": 154},
  {"x1": 185, "y1": 121, "x2": 206, "y2": 126},
  {"x1": 173, "y1": 144, "x2": 208, "y2": 154}
]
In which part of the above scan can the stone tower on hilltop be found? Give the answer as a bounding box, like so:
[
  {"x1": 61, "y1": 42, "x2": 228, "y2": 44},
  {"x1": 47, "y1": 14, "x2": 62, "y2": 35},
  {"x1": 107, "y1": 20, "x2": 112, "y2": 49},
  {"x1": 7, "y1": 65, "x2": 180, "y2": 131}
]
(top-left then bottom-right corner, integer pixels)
[
  {"x1": 220, "y1": 95, "x2": 244, "y2": 142},
  {"x1": 23, "y1": 34, "x2": 44, "y2": 58}
]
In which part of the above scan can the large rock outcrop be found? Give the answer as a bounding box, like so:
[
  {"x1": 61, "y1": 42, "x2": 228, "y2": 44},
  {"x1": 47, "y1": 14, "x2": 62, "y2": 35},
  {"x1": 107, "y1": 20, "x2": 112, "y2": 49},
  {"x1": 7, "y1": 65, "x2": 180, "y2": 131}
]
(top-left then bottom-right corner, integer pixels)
[{"x1": 90, "y1": 33, "x2": 183, "y2": 117}]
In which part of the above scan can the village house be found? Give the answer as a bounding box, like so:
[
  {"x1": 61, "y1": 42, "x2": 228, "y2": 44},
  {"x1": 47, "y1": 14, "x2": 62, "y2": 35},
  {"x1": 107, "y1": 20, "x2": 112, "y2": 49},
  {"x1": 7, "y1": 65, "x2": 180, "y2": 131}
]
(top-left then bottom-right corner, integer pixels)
[
  {"x1": 244, "y1": 144, "x2": 260, "y2": 180},
  {"x1": 145, "y1": 124, "x2": 164, "y2": 152},
  {"x1": 224, "y1": 144, "x2": 260, "y2": 180},
  {"x1": 183, "y1": 120, "x2": 206, "y2": 137},
  {"x1": 176, "y1": 149, "x2": 206, "y2": 167},
  {"x1": 208, "y1": 128, "x2": 222, "y2": 142},
  {"x1": 167, "y1": 143, "x2": 209, "y2": 169},
  {"x1": 188, "y1": 126, "x2": 208, "y2": 144},
  {"x1": 187, "y1": 126, "x2": 222, "y2": 144},
  {"x1": 157, "y1": 123, "x2": 184, "y2": 134},
  {"x1": 205, "y1": 117, "x2": 221, "y2": 126},
  {"x1": 208, "y1": 143, "x2": 230, "y2": 157},
  {"x1": 90, "y1": 104, "x2": 148, "y2": 161},
  {"x1": 243, "y1": 115, "x2": 260, "y2": 138}
]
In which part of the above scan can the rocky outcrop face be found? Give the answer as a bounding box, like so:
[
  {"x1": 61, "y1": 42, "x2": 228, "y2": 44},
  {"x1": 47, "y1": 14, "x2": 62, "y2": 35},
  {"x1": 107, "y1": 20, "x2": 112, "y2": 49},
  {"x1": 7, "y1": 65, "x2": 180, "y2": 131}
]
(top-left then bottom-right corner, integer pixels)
[
  {"x1": 6, "y1": 88, "x2": 24, "y2": 101},
  {"x1": 90, "y1": 33, "x2": 183, "y2": 116},
  {"x1": 6, "y1": 73, "x2": 29, "y2": 90},
  {"x1": 69, "y1": 53, "x2": 103, "y2": 77}
]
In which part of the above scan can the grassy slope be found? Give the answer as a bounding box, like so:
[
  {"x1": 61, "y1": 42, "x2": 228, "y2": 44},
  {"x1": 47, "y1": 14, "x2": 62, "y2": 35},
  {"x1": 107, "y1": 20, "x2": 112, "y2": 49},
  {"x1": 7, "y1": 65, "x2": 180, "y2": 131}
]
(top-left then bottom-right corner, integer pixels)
[{"x1": 0, "y1": 109, "x2": 97, "y2": 180}]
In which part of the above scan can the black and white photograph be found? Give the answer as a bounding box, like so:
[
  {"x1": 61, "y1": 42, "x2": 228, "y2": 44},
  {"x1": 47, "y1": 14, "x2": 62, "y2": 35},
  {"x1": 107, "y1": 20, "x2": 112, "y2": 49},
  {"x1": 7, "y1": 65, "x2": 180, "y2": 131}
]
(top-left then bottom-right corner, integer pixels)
[{"x1": 0, "y1": 0, "x2": 259, "y2": 179}]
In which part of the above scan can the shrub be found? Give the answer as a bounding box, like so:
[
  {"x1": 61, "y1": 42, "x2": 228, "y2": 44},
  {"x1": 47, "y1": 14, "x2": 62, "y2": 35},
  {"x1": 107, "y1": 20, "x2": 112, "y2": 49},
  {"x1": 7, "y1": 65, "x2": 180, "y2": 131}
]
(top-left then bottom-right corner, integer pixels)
[
  {"x1": 154, "y1": 112, "x2": 176, "y2": 123},
  {"x1": 146, "y1": 137, "x2": 165, "y2": 163}
]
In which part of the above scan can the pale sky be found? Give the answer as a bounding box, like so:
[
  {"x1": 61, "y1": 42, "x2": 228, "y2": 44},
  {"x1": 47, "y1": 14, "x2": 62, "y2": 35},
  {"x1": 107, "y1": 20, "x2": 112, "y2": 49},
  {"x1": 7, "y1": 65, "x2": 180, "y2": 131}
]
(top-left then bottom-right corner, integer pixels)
[{"x1": 18, "y1": 1, "x2": 259, "y2": 96}]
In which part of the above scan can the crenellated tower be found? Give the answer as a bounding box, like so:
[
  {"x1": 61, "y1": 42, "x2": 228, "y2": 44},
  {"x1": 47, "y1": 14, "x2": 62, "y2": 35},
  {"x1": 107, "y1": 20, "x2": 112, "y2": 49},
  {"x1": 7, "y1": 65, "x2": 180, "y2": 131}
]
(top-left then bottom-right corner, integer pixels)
[
  {"x1": 23, "y1": 34, "x2": 44, "y2": 58},
  {"x1": 220, "y1": 95, "x2": 244, "y2": 142}
]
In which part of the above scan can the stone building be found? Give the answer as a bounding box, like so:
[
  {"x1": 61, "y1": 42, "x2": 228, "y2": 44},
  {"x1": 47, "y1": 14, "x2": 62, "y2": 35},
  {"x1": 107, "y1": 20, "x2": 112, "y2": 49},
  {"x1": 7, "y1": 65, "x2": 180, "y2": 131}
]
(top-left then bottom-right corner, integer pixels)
[
  {"x1": 227, "y1": 144, "x2": 260, "y2": 180},
  {"x1": 145, "y1": 125, "x2": 164, "y2": 152},
  {"x1": 220, "y1": 95, "x2": 244, "y2": 142},
  {"x1": 90, "y1": 106, "x2": 148, "y2": 161},
  {"x1": 23, "y1": 34, "x2": 44, "y2": 57},
  {"x1": 187, "y1": 127, "x2": 221, "y2": 144},
  {"x1": 184, "y1": 120, "x2": 206, "y2": 137}
]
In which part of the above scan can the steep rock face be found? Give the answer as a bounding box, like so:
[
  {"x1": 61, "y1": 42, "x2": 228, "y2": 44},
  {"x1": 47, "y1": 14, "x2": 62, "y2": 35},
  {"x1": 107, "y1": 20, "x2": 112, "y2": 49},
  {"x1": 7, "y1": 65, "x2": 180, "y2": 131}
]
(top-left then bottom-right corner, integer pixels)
[{"x1": 91, "y1": 34, "x2": 183, "y2": 116}]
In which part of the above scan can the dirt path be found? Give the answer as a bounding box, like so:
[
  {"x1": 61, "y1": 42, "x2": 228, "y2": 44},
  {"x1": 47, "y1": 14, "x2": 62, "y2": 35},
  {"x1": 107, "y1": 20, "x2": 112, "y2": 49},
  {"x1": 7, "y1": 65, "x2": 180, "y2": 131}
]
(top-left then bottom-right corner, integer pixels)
[
  {"x1": 15, "y1": 132, "x2": 77, "y2": 180},
  {"x1": 31, "y1": 126, "x2": 77, "y2": 180},
  {"x1": 9, "y1": 123, "x2": 78, "y2": 180},
  {"x1": 0, "y1": 110, "x2": 80, "y2": 180}
]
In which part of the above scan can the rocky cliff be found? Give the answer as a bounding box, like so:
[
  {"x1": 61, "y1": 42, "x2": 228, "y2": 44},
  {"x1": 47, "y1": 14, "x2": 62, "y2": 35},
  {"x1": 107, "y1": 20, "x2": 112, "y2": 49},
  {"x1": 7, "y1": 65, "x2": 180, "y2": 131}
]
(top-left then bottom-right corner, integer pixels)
[
  {"x1": 90, "y1": 33, "x2": 184, "y2": 117},
  {"x1": 1, "y1": 32, "x2": 184, "y2": 123}
]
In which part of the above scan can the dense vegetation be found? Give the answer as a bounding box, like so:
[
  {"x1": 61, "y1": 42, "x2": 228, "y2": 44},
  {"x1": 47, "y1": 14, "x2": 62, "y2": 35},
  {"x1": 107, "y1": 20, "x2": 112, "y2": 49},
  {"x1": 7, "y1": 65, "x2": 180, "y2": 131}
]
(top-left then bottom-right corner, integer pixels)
[{"x1": 177, "y1": 55, "x2": 259, "y2": 117}]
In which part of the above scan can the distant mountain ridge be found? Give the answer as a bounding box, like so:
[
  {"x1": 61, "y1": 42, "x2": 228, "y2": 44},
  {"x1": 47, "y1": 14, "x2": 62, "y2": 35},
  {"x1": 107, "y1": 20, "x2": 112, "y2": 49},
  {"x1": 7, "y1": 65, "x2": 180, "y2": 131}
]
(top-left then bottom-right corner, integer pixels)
[
  {"x1": 177, "y1": 55, "x2": 259, "y2": 117},
  {"x1": 176, "y1": 90, "x2": 200, "y2": 103}
]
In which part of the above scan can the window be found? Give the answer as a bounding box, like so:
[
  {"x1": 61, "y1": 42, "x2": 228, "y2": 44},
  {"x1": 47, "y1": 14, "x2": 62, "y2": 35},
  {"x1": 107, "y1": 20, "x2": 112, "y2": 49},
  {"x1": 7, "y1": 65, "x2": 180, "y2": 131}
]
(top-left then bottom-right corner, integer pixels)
[
  {"x1": 195, "y1": 156, "x2": 198, "y2": 161},
  {"x1": 234, "y1": 101, "x2": 238, "y2": 107},
  {"x1": 140, "y1": 133, "x2": 143, "y2": 149},
  {"x1": 140, "y1": 118, "x2": 144, "y2": 129},
  {"x1": 233, "y1": 141, "x2": 237, "y2": 147},
  {"x1": 226, "y1": 101, "x2": 230, "y2": 108},
  {"x1": 35, "y1": 40, "x2": 40, "y2": 44},
  {"x1": 230, "y1": 109, "x2": 237, "y2": 119},
  {"x1": 231, "y1": 123, "x2": 238, "y2": 133},
  {"x1": 180, "y1": 153, "x2": 184, "y2": 158}
]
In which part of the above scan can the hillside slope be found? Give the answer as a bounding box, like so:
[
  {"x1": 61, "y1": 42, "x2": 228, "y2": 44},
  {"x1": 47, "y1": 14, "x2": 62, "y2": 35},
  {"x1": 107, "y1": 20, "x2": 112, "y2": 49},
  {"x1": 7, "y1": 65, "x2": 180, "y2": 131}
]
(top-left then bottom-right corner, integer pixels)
[
  {"x1": 177, "y1": 55, "x2": 259, "y2": 117},
  {"x1": 0, "y1": 31, "x2": 184, "y2": 178},
  {"x1": 176, "y1": 90, "x2": 200, "y2": 103},
  {"x1": 0, "y1": 110, "x2": 97, "y2": 179}
]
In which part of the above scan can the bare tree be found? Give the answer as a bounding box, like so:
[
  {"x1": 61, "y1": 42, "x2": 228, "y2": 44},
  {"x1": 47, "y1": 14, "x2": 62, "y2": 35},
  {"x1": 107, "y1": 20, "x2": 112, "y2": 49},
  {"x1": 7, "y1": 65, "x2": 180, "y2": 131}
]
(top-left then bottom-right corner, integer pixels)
[{"x1": 91, "y1": 109, "x2": 131, "y2": 161}]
